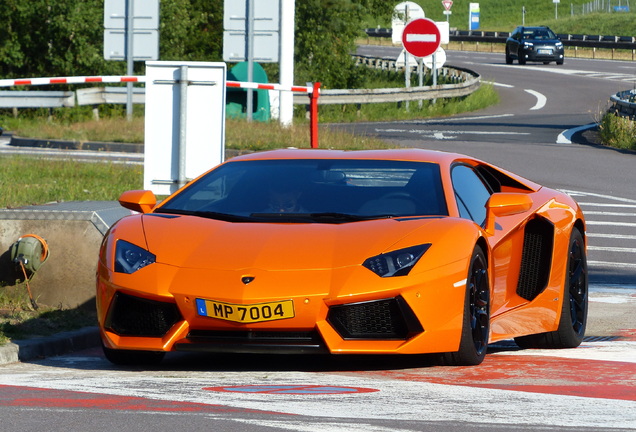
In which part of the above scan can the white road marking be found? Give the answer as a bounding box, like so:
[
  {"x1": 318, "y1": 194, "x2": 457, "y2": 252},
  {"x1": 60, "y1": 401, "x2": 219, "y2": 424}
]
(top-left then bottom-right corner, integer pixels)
[
  {"x1": 588, "y1": 260, "x2": 636, "y2": 268},
  {"x1": 584, "y1": 211, "x2": 636, "y2": 217},
  {"x1": 524, "y1": 89, "x2": 546, "y2": 110},
  {"x1": 587, "y1": 233, "x2": 636, "y2": 240},
  {"x1": 579, "y1": 203, "x2": 636, "y2": 208},
  {"x1": 586, "y1": 221, "x2": 636, "y2": 227},
  {"x1": 588, "y1": 246, "x2": 636, "y2": 253}
]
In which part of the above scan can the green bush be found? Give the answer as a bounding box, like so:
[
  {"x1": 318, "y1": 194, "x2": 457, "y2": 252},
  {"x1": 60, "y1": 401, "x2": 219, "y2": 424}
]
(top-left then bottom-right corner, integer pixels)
[{"x1": 599, "y1": 112, "x2": 636, "y2": 150}]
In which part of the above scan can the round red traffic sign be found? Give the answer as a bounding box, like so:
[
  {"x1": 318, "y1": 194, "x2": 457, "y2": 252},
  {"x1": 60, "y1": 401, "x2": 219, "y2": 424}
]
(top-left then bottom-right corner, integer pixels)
[{"x1": 401, "y1": 18, "x2": 441, "y2": 58}]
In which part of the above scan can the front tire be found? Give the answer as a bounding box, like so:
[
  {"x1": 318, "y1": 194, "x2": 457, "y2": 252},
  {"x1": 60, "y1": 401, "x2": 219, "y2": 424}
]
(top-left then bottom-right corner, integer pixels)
[
  {"x1": 515, "y1": 228, "x2": 588, "y2": 349},
  {"x1": 440, "y1": 245, "x2": 490, "y2": 366},
  {"x1": 505, "y1": 49, "x2": 513, "y2": 64},
  {"x1": 518, "y1": 52, "x2": 526, "y2": 65}
]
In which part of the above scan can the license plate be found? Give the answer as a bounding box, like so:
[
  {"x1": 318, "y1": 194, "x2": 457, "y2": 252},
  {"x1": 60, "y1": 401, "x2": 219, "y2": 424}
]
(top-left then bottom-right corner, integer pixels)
[
  {"x1": 538, "y1": 49, "x2": 552, "y2": 54},
  {"x1": 196, "y1": 298, "x2": 295, "y2": 323}
]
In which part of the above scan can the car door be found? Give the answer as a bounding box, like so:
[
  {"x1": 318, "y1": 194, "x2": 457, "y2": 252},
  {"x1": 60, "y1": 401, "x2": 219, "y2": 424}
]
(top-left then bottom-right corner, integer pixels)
[{"x1": 507, "y1": 27, "x2": 522, "y2": 57}]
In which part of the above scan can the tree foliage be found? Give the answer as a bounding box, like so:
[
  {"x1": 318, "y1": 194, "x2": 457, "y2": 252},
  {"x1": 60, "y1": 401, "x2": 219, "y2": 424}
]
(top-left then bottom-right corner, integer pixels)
[{"x1": 0, "y1": 0, "x2": 391, "y2": 88}]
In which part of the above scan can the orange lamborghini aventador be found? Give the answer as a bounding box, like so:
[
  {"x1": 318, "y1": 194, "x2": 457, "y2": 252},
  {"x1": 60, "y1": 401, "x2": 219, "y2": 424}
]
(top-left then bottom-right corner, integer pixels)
[{"x1": 97, "y1": 149, "x2": 588, "y2": 366}]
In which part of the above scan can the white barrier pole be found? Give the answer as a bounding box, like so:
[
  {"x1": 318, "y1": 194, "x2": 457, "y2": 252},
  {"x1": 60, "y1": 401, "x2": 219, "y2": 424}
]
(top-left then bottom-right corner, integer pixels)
[{"x1": 279, "y1": 0, "x2": 295, "y2": 127}]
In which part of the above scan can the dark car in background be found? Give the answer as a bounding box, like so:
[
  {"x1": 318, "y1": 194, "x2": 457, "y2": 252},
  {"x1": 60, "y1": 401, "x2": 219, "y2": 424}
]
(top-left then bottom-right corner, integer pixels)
[{"x1": 505, "y1": 26, "x2": 564, "y2": 65}]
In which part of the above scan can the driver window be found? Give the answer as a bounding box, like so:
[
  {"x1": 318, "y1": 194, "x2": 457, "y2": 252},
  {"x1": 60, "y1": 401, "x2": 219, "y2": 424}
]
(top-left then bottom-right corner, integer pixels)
[{"x1": 452, "y1": 165, "x2": 492, "y2": 226}]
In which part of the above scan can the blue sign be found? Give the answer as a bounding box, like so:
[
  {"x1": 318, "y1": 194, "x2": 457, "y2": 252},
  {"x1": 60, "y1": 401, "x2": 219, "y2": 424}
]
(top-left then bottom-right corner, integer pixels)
[{"x1": 469, "y1": 3, "x2": 480, "y2": 30}]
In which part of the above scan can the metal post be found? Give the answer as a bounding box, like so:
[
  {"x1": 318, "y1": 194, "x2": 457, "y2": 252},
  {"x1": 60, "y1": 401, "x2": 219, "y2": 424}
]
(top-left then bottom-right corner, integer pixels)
[
  {"x1": 279, "y1": 0, "x2": 295, "y2": 127},
  {"x1": 309, "y1": 82, "x2": 321, "y2": 148},
  {"x1": 404, "y1": 4, "x2": 410, "y2": 112},
  {"x1": 246, "y1": 0, "x2": 254, "y2": 121},
  {"x1": 417, "y1": 58, "x2": 423, "y2": 109},
  {"x1": 178, "y1": 65, "x2": 188, "y2": 188},
  {"x1": 126, "y1": 0, "x2": 134, "y2": 121}
]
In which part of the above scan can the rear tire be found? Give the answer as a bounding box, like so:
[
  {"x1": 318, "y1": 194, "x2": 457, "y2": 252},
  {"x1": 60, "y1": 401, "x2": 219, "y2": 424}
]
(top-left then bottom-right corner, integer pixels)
[
  {"x1": 440, "y1": 245, "x2": 490, "y2": 366},
  {"x1": 102, "y1": 341, "x2": 166, "y2": 366},
  {"x1": 515, "y1": 228, "x2": 587, "y2": 349}
]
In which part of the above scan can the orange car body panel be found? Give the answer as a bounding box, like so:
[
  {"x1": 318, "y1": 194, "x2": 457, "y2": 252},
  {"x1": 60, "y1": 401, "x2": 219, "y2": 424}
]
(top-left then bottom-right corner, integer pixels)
[{"x1": 97, "y1": 149, "x2": 585, "y2": 355}]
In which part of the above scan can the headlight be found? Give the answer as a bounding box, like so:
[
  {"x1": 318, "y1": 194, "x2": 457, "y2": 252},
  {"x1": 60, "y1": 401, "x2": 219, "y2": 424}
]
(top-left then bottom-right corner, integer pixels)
[
  {"x1": 556, "y1": 42, "x2": 563, "y2": 48},
  {"x1": 523, "y1": 41, "x2": 534, "y2": 48},
  {"x1": 115, "y1": 240, "x2": 156, "y2": 274},
  {"x1": 363, "y1": 244, "x2": 431, "y2": 277}
]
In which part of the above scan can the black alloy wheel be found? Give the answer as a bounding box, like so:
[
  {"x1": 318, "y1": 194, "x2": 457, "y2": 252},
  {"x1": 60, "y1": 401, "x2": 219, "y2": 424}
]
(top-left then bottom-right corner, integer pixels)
[{"x1": 440, "y1": 245, "x2": 490, "y2": 365}]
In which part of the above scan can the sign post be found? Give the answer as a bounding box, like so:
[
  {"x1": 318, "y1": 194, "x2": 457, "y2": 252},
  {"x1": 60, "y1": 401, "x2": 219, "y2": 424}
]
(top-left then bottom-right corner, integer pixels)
[
  {"x1": 401, "y1": 18, "x2": 442, "y2": 107},
  {"x1": 442, "y1": 0, "x2": 453, "y2": 22}
]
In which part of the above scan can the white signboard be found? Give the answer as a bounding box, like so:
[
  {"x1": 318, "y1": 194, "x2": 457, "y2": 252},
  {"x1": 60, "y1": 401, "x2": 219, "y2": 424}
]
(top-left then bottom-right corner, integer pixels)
[
  {"x1": 423, "y1": 47, "x2": 447, "y2": 69},
  {"x1": 144, "y1": 61, "x2": 227, "y2": 195},
  {"x1": 392, "y1": 1, "x2": 425, "y2": 44}
]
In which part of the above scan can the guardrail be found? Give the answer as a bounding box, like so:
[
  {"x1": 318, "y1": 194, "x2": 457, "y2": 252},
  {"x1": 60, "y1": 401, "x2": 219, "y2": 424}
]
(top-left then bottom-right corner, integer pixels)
[
  {"x1": 0, "y1": 64, "x2": 480, "y2": 114},
  {"x1": 294, "y1": 62, "x2": 479, "y2": 105},
  {"x1": 609, "y1": 89, "x2": 636, "y2": 120},
  {"x1": 365, "y1": 28, "x2": 636, "y2": 52}
]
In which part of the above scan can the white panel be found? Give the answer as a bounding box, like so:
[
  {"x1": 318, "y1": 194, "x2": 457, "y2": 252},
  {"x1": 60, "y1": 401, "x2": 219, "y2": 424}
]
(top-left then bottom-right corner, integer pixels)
[
  {"x1": 223, "y1": 0, "x2": 280, "y2": 31},
  {"x1": 143, "y1": 61, "x2": 226, "y2": 196},
  {"x1": 104, "y1": 0, "x2": 160, "y2": 29},
  {"x1": 103, "y1": 29, "x2": 159, "y2": 60}
]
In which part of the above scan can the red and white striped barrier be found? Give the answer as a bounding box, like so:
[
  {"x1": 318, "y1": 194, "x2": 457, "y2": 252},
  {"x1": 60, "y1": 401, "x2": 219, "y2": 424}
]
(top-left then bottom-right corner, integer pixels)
[
  {"x1": 0, "y1": 75, "x2": 317, "y2": 94},
  {"x1": 226, "y1": 81, "x2": 317, "y2": 94},
  {"x1": 0, "y1": 76, "x2": 145, "y2": 87}
]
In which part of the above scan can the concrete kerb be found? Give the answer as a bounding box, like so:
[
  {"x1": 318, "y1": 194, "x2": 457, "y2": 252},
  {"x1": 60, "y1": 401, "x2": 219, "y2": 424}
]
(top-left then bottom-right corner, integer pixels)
[
  {"x1": 9, "y1": 135, "x2": 143, "y2": 153},
  {"x1": 0, "y1": 326, "x2": 100, "y2": 365}
]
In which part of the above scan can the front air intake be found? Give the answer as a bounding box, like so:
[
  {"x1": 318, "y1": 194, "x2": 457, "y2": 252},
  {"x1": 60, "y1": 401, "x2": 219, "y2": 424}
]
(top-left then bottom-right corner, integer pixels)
[
  {"x1": 327, "y1": 296, "x2": 423, "y2": 340},
  {"x1": 105, "y1": 292, "x2": 182, "y2": 337}
]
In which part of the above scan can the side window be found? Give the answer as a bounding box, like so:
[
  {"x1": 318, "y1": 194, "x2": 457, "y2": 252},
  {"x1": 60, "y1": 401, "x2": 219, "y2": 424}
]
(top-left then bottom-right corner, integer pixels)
[{"x1": 452, "y1": 165, "x2": 493, "y2": 226}]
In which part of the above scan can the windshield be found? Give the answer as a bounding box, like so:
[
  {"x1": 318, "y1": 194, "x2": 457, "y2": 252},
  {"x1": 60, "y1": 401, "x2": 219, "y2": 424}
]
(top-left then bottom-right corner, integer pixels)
[
  {"x1": 157, "y1": 159, "x2": 448, "y2": 223},
  {"x1": 524, "y1": 28, "x2": 557, "y2": 40}
]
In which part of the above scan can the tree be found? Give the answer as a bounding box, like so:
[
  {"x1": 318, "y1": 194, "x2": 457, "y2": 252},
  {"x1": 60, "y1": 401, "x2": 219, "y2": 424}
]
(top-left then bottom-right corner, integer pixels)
[
  {"x1": 295, "y1": 0, "x2": 392, "y2": 88},
  {"x1": 0, "y1": 0, "x2": 392, "y2": 88}
]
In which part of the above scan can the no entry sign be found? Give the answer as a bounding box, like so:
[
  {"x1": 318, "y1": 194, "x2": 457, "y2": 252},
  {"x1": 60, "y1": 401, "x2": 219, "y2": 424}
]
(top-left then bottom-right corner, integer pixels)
[{"x1": 401, "y1": 18, "x2": 441, "y2": 58}]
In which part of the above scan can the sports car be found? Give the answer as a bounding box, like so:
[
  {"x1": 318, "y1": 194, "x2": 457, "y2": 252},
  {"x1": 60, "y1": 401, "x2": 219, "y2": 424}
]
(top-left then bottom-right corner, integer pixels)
[{"x1": 96, "y1": 148, "x2": 588, "y2": 366}]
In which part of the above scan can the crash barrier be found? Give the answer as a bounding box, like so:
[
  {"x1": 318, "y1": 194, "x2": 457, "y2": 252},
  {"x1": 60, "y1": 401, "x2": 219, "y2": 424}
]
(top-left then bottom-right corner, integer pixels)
[
  {"x1": 609, "y1": 89, "x2": 636, "y2": 120},
  {"x1": 1, "y1": 65, "x2": 478, "y2": 110},
  {"x1": 298, "y1": 62, "x2": 480, "y2": 105},
  {"x1": 365, "y1": 28, "x2": 636, "y2": 47},
  {"x1": 365, "y1": 28, "x2": 636, "y2": 59}
]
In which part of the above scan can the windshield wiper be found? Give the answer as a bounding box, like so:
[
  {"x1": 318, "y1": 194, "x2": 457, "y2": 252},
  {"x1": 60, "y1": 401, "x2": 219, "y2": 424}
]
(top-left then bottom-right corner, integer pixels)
[{"x1": 156, "y1": 208, "x2": 256, "y2": 222}]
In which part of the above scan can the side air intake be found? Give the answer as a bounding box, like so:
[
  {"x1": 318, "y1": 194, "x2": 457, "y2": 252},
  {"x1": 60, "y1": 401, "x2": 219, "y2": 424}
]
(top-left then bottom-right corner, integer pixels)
[{"x1": 516, "y1": 217, "x2": 555, "y2": 301}]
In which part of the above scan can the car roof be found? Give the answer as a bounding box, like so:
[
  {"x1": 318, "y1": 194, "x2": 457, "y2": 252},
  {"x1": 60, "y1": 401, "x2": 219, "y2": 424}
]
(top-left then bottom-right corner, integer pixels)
[{"x1": 228, "y1": 148, "x2": 469, "y2": 164}]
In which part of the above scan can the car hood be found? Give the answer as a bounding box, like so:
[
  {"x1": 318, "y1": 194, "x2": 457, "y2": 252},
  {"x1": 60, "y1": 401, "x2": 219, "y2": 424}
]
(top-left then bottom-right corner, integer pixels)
[{"x1": 141, "y1": 213, "x2": 442, "y2": 271}]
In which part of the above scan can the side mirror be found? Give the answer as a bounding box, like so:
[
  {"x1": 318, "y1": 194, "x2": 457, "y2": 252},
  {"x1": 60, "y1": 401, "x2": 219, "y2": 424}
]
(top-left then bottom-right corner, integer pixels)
[
  {"x1": 485, "y1": 193, "x2": 533, "y2": 234},
  {"x1": 119, "y1": 190, "x2": 157, "y2": 214}
]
